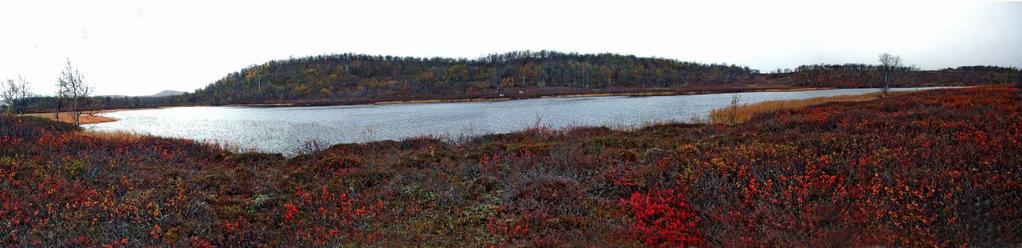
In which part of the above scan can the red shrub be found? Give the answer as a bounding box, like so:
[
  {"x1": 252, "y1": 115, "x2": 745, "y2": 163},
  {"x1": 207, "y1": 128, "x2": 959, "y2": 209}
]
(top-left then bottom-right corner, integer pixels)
[
  {"x1": 283, "y1": 203, "x2": 299, "y2": 222},
  {"x1": 624, "y1": 189, "x2": 703, "y2": 247}
]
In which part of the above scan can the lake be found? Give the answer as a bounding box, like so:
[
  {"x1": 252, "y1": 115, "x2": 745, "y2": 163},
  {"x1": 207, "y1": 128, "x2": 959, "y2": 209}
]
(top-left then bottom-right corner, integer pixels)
[{"x1": 85, "y1": 87, "x2": 943, "y2": 155}]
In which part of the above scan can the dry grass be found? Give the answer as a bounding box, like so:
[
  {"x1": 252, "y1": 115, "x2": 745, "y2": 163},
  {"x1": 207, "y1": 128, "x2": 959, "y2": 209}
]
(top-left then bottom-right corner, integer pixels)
[
  {"x1": 710, "y1": 92, "x2": 900, "y2": 124},
  {"x1": 79, "y1": 130, "x2": 146, "y2": 142},
  {"x1": 24, "y1": 111, "x2": 117, "y2": 125}
]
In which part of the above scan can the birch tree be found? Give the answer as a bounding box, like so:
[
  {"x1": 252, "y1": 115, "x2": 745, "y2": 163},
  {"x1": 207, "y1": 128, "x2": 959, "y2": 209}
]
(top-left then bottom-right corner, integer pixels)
[
  {"x1": 57, "y1": 59, "x2": 92, "y2": 126},
  {"x1": 878, "y1": 53, "x2": 903, "y2": 97}
]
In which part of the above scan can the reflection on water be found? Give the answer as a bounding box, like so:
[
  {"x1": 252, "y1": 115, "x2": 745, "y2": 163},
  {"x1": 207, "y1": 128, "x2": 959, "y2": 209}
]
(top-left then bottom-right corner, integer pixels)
[{"x1": 86, "y1": 87, "x2": 944, "y2": 154}]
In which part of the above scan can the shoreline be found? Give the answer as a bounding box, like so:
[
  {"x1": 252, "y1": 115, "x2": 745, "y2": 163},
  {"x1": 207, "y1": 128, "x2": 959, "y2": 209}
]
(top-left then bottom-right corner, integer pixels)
[
  {"x1": 38, "y1": 85, "x2": 946, "y2": 125},
  {"x1": 230, "y1": 86, "x2": 840, "y2": 108}
]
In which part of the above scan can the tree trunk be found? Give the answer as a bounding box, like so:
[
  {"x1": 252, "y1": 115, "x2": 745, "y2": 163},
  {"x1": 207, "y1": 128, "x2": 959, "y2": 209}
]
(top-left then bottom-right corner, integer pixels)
[
  {"x1": 72, "y1": 97, "x2": 80, "y2": 126},
  {"x1": 55, "y1": 101, "x2": 61, "y2": 121}
]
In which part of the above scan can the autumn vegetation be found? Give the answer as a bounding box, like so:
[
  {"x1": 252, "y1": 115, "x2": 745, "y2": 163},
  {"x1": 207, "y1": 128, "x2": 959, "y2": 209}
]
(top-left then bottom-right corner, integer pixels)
[{"x1": 2, "y1": 85, "x2": 1020, "y2": 246}]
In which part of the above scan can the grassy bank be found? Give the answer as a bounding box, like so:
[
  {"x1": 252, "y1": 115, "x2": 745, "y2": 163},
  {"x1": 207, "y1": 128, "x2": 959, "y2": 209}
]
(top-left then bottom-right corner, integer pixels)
[
  {"x1": 22, "y1": 111, "x2": 117, "y2": 125},
  {"x1": 1, "y1": 86, "x2": 1020, "y2": 246},
  {"x1": 708, "y1": 92, "x2": 903, "y2": 124}
]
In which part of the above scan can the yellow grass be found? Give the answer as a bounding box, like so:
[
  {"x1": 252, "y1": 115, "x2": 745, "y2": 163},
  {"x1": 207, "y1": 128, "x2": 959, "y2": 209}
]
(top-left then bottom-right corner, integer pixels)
[
  {"x1": 709, "y1": 92, "x2": 902, "y2": 125},
  {"x1": 79, "y1": 130, "x2": 147, "y2": 142},
  {"x1": 24, "y1": 111, "x2": 117, "y2": 125}
]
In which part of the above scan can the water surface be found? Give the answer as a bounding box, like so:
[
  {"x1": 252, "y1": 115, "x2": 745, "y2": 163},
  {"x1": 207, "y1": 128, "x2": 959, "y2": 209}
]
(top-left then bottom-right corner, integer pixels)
[{"x1": 87, "y1": 87, "x2": 943, "y2": 154}]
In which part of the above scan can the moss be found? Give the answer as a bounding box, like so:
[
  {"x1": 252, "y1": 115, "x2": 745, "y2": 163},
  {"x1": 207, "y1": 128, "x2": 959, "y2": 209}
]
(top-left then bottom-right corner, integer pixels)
[{"x1": 248, "y1": 194, "x2": 276, "y2": 213}]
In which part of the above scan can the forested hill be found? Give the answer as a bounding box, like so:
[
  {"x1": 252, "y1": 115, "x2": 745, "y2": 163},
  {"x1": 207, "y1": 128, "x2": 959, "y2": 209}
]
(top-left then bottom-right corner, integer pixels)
[
  {"x1": 178, "y1": 51, "x2": 1018, "y2": 106},
  {"x1": 183, "y1": 51, "x2": 763, "y2": 105}
]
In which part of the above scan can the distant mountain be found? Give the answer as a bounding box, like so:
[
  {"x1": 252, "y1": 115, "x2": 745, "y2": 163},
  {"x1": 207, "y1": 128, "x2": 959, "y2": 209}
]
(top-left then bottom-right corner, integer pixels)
[{"x1": 151, "y1": 90, "x2": 186, "y2": 97}]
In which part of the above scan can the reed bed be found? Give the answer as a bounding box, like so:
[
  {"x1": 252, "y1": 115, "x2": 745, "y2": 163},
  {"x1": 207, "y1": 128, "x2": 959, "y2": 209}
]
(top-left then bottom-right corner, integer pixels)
[{"x1": 709, "y1": 92, "x2": 899, "y2": 124}]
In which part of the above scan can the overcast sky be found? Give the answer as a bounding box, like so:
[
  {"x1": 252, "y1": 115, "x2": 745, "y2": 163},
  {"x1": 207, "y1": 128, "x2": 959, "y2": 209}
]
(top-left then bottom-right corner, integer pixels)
[{"x1": 1, "y1": 0, "x2": 1020, "y2": 96}]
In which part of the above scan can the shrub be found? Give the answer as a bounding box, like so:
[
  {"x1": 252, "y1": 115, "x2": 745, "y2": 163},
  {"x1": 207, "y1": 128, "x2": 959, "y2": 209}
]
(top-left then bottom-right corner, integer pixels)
[{"x1": 624, "y1": 189, "x2": 703, "y2": 247}]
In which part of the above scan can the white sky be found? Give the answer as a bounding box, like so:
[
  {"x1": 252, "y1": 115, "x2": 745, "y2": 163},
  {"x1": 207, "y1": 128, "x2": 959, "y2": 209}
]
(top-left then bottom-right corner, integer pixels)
[{"x1": 1, "y1": 0, "x2": 1020, "y2": 96}]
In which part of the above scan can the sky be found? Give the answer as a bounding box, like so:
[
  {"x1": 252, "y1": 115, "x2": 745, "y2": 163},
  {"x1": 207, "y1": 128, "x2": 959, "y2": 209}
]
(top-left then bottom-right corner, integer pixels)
[{"x1": 0, "y1": 0, "x2": 1020, "y2": 96}]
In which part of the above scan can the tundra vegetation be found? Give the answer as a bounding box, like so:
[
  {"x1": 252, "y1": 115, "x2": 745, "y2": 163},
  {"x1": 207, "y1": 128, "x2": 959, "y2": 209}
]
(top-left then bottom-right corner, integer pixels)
[{"x1": 1, "y1": 86, "x2": 1020, "y2": 246}]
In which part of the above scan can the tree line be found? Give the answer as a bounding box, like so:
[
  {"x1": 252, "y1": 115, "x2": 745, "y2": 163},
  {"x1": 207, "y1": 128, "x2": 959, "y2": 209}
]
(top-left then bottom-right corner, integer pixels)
[
  {"x1": 182, "y1": 51, "x2": 1020, "y2": 105},
  {"x1": 183, "y1": 51, "x2": 761, "y2": 105},
  {"x1": 783, "y1": 63, "x2": 1019, "y2": 89},
  {"x1": 4, "y1": 51, "x2": 1021, "y2": 115}
]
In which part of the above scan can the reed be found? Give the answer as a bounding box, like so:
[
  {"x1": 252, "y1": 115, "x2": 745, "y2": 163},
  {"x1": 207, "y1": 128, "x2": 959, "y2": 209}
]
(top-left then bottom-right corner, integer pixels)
[
  {"x1": 79, "y1": 130, "x2": 146, "y2": 142},
  {"x1": 709, "y1": 92, "x2": 896, "y2": 124}
]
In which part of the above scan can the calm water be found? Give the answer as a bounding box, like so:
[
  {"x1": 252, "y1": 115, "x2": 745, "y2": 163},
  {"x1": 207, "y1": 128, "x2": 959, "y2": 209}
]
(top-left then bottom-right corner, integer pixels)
[{"x1": 86, "y1": 87, "x2": 943, "y2": 154}]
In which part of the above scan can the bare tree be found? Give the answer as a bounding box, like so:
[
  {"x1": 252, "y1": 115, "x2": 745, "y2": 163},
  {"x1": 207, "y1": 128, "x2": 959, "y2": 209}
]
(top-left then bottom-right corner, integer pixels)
[
  {"x1": 1, "y1": 76, "x2": 32, "y2": 115},
  {"x1": 57, "y1": 58, "x2": 93, "y2": 126},
  {"x1": 0, "y1": 79, "x2": 17, "y2": 115},
  {"x1": 14, "y1": 77, "x2": 32, "y2": 114},
  {"x1": 878, "y1": 53, "x2": 903, "y2": 97}
]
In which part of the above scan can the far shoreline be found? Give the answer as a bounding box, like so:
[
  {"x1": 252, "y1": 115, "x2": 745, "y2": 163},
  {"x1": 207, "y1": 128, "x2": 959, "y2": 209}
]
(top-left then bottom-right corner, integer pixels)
[
  {"x1": 36, "y1": 85, "x2": 961, "y2": 125},
  {"x1": 228, "y1": 86, "x2": 844, "y2": 108}
]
